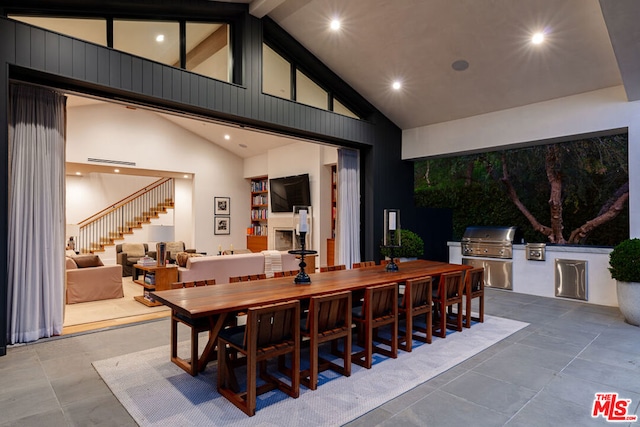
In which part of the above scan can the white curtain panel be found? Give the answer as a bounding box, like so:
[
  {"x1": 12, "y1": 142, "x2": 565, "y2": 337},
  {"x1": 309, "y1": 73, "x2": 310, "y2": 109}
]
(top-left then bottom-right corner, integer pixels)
[
  {"x1": 336, "y1": 148, "x2": 360, "y2": 268},
  {"x1": 7, "y1": 85, "x2": 66, "y2": 343}
]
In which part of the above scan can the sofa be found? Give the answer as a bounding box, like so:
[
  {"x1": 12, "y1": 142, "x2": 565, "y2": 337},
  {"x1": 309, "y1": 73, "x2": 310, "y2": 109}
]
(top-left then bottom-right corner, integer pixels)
[
  {"x1": 66, "y1": 254, "x2": 123, "y2": 304},
  {"x1": 177, "y1": 251, "x2": 299, "y2": 283}
]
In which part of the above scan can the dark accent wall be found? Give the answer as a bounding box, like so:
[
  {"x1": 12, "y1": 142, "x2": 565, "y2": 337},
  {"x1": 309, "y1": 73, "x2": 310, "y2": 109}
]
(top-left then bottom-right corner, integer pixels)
[{"x1": 0, "y1": 1, "x2": 415, "y2": 354}]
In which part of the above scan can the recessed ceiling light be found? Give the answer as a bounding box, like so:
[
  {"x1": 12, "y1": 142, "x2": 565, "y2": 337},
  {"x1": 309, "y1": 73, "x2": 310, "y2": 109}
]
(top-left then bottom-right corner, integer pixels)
[
  {"x1": 114, "y1": 169, "x2": 120, "y2": 173},
  {"x1": 183, "y1": 174, "x2": 189, "y2": 179},
  {"x1": 532, "y1": 32, "x2": 544, "y2": 44},
  {"x1": 451, "y1": 59, "x2": 469, "y2": 71},
  {"x1": 330, "y1": 19, "x2": 341, "y2": 31},
  {"x1": 156, "y1": 34, "x2": 165, "y2": 43},
  {"x1": 224, "y1": 134, "x2": 231, "y2": 140},
  {"x1": 75, "y1": 172, "x2": 81, "y2": 176},
  {"x1": 392, "y1": 81, "x2": 402, "y2": 90}
]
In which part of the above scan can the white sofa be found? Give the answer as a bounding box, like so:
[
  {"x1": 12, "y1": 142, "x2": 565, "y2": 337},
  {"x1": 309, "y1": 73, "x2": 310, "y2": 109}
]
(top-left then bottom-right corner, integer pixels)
[{"x1": 177, "y1": 251, "x2": 299, "y2": 283}]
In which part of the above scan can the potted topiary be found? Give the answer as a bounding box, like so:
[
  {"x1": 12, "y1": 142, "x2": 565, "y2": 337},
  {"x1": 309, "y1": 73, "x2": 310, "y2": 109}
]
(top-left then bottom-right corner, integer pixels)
[
  {"x1": 609, "y1": 238, "x2": 640, "y2": 326},
  {"x1": 380, "y1": 229, "x2": 425, "y2": 261}
]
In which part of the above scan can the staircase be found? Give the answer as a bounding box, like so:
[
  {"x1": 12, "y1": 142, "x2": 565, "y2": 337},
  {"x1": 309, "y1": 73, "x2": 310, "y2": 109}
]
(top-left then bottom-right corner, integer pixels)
[{"x1": 75, "y1": 178, "x2": 175, "y2": 254}]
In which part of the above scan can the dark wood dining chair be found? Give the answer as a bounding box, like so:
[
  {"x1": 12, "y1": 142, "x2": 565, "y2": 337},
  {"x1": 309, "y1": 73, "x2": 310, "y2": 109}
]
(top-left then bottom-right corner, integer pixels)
[
  {"x1": 170, "y1": 279, "x2": 217, "y2": 376},
  {"x1": 351, "y1": 282, "x2": 398, "y2": 369},
  {"x1": 432, "y1": 271, "x2": 464, "y2": 338},
  {"x1": 398, "y1": 276, "x2": 432, "y2": 351},
  {"x1": 274, "y1": 269, "x2": 300, "y2": 278},
  {"x1": 229, "y1": 273, "x2": 267, "y2": 283},
  {"x1": 319, "y1": 264, "x2": 346, "y2": 272},
  {"x1": 217, "y1": 300, "x2": 301, "y2": 417},
  {"x1": 353, "y1": 261, "x2": 376, "y2": 268},
  {"x1": 463, "y1": 267, "x2": 485, "y2": 328},
  {"x1": 301, "y1": 291, "x2": 352, "y2": 390}
]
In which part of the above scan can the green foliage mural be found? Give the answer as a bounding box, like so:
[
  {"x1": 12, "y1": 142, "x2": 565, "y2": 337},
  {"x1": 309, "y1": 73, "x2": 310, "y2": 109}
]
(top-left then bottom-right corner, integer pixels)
[{"x1": 414, "y1": 134, "x2": 629, "y2": 246}]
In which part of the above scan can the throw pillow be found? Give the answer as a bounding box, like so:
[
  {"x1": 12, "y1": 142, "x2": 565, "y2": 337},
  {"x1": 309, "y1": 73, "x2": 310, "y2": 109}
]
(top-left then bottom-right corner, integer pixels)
[
  {"x1": 72, "y1": 254, "x2": 104, "y2": 268},
  {"x1": 176, "y1": 251, "x2": 202, "y2": 267},
  {"x1": 122, "y1": 243, "x2": 145, "y2": 257}
]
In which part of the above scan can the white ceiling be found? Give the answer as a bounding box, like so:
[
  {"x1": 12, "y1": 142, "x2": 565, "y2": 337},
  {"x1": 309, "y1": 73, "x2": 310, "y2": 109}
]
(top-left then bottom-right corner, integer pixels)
[{"x1": 249, "y1": 0, "x2": 640, "y2": 129}]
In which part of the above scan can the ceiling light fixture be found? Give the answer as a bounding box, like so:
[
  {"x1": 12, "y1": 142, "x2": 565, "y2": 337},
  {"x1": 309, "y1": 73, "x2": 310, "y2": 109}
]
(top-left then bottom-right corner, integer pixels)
[
  {"x1": 75, "y1": 172, "x2": 81, "y2": 176},
  {"x1": 114, "y1": 169, "x2": 120, "y2": 173},
  {"x1": 224, "y1": 134, "x2": 231, "y2": 140},
  {"x1": 156, "y1": 34, "x2": 165, "y2": 43},
  {"x1": 330, "y1": 19, "x2": 341, "y2": 31},
  {"x1": 392, "y1": 81, "x2": 402, "y2": 90},
  {"x1": 183, "y1": 174, "x2": 189, "y2": 179},
  {"x1": 532, "y1": 32, "x2": 545, "y2": 44}
]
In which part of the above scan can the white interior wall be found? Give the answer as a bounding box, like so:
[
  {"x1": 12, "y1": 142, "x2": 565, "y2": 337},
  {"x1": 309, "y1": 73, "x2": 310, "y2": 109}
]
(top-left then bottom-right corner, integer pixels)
[
  {"x1": 402, "y1": 86, "x2": 640, "y2": 237},
  {"x1": 65, "y1": 173, "x2": 158, "y2": 224},
  {"x1": 66, "y1": 103, "x2": 246, "y2": 256}
]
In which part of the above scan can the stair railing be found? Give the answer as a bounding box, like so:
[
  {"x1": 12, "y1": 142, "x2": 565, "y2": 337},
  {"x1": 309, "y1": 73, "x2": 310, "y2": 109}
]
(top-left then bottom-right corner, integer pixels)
[{"x1": 75, "y1": 178, "x2": 174, "y2": 253}]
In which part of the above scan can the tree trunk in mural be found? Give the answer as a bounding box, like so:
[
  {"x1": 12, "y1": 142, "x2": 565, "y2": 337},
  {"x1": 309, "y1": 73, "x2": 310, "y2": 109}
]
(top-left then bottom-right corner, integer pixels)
[{"x1": 500, "y1": 143, "x2": 629, "y2": 244}]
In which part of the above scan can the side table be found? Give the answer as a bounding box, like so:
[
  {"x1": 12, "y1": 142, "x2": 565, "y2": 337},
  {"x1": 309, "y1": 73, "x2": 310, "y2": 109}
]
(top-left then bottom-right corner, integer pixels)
[{"x1": 133, "y1": 264, "x2": 178, "y2": 307}]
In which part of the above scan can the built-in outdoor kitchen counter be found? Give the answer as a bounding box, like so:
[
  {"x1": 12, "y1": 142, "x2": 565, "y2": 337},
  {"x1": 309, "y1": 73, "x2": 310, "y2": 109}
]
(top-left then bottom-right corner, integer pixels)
[{"x1": 448, "y1": 241, "x2": 618, "y2": 307}]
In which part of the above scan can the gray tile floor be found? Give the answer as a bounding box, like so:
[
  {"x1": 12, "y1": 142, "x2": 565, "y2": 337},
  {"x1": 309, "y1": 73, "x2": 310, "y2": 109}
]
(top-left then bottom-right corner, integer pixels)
[{"x1": 1, "y1": 288, "x2": 639, "y2": 426}]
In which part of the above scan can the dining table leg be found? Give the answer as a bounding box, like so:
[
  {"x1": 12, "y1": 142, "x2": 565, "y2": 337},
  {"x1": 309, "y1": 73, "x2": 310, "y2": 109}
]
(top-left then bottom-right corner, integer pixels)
[{"x1": 197, "y1": 312, "x2": 229, "y2": 373}]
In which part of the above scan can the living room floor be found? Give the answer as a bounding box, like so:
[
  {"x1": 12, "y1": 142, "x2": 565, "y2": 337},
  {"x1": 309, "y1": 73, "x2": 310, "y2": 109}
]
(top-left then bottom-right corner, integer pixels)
[{"x1": 2, "y1": 288, "x2": 640, "y2": 426}]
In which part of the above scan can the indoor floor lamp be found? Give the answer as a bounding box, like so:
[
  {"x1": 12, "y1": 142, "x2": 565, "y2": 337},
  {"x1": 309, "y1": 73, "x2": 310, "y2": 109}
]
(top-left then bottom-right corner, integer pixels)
[{"x1": 148, "y1": 225, "x2": 175, "y2": 266}]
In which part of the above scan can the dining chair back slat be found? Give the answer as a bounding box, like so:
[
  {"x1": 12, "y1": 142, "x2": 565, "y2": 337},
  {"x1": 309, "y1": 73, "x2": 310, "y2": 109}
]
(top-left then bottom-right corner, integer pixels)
[
  {"x1": 463, "y1": 267, "x2": 485, "y2": 327},
  {"x1": 398, "y1": 276, "x2": 432, "y2": 351},
  {"x1": 170, "y1": 278, "x2": 216, "y2": 376},
  {"x1": 352, "y1": 282, "x2": 398, "y2": 369},
  {"x1": 319, "y1": 265, "x2": 346, "y2": 272},
  {"x1": 218, "y1": 300, "x2": 301, "y2": 416},
  {"x1": 433, "y1": 271, "x2": 464, "y2": 338}
]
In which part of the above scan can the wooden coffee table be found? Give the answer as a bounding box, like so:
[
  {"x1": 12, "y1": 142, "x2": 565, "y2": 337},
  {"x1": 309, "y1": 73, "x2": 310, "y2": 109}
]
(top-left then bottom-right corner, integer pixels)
[{"x1": 133, "y1": 264, "x2": 178, "y2": 307}]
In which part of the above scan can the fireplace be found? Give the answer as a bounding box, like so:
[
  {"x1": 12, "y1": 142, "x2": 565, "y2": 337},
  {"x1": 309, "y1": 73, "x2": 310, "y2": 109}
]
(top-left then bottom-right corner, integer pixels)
[{"x1": 274, "y1": 229, "x2": 295, "y2": 251}]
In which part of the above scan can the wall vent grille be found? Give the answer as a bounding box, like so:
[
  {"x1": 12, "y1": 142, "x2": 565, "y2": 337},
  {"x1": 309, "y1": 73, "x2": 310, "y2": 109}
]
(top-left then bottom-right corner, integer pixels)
[{"x1": 87, "y1": 158, "x2": 136, "y2": 166}]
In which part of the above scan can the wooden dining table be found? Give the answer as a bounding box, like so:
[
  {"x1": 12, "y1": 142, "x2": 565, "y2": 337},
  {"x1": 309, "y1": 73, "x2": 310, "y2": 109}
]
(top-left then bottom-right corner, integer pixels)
[{"x1": 151, "y1": 259, "x2": 472, "y2": 374}]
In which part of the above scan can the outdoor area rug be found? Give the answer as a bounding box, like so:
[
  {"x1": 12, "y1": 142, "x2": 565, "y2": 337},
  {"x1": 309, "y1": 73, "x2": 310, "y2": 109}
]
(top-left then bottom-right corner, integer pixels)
[{"x1": 93, "y1": 315, "x2": 527, "y2": 426}]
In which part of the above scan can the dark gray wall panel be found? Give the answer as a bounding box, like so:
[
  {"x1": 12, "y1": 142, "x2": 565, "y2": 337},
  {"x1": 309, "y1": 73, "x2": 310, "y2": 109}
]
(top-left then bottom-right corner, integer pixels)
[
  {"x1": 15, "y1": 24, "x2": 30, "y2": 66},
  {"x1": 45, "y1": 32, "x2": 59, "y2": 73},
  {"x1": 0, "y1": 19, "x2": 12, "y2": 357},
  {"x1": 59, "y1": 36, "x2": 73, "y2": 77},
  {"x1": 109, "y1": 51, "x2": 121, "y2": 88},
  {"x1": 162, "y1": 66, "x2": 172, "y2": 100},
  {"x1": 142, "y1": 61, "x2": 153, "y2": 96},
  {"x1": 171, "y1": 68, "x2": 181, "y2": 103},
  {"x1": 131, "y1": 57, "x2": 142, "y2": 93},
  {"x1": 72, "y1": 39, "x2": 85, "y2": 80},
  {"x1": 97, "y1": 48, "x2": 109, "y2": 86},
  {"x1": 29, "y1": 27, "x2": 45, "y2": 70},
  {"x1": 85, "y1": 44, "x2": 98, "y2": 83},
  {"x1": 152, "y1": 63, "x2": 163, "y2": 98},
  {"x1": 120, "y1": 55, "x2": 132, "y2": 91}
]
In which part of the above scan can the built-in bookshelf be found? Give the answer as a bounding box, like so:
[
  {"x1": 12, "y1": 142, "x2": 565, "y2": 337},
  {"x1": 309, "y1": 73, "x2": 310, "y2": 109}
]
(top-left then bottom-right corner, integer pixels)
[
  {"x1": 327, "y1": 165, "x2": 337, "y2": 266},
  {"x1": 247, "y1": 176, "x2": 268, "y2": 252}
]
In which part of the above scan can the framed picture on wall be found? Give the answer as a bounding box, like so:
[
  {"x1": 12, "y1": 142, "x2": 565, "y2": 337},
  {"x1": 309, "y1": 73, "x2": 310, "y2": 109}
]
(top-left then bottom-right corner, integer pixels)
[
  {"x1": 214, "y1": 216, "x2": 230, "y2": 235},
  {"x1": 214, "y1": 197, "x2": 230, "y2": 215}
]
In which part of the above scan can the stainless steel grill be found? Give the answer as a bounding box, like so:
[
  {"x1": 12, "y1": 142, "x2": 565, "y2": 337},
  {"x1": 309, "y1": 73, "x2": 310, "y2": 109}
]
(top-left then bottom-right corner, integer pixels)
[{"x1": 461, "y1": 226, "x2": 520, "y2": 259}]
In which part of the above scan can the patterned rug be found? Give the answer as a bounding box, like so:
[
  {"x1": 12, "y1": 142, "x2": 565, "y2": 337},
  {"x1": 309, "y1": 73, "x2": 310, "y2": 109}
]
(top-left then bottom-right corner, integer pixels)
[{"x1": 93, "y1": 315, "x2": 527, "y2": 426}]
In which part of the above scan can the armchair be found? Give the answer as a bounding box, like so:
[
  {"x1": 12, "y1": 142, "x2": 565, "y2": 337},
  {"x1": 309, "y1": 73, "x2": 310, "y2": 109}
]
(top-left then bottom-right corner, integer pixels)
[
  {"x1": 147, "y1": 241, "x2": 196, "y2": 263},
  {"x1": 116, "y1": 243, "x2": 150, "y2": 277}
]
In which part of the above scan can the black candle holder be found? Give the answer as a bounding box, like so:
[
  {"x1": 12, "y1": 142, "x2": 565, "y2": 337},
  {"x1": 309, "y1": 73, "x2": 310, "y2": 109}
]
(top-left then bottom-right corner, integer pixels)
[
  {"x1": 383, "y1": 245, "x2": 400, "y2": 271},
  {"x1": 288, "y1": 231, "x2": 317, "y2": 284}
]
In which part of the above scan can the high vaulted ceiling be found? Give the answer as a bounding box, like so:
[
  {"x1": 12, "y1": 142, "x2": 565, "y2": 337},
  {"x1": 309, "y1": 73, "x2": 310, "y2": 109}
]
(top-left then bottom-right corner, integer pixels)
[{"x1": 234, "y1": 0, "x2": 640, "y2": 130}]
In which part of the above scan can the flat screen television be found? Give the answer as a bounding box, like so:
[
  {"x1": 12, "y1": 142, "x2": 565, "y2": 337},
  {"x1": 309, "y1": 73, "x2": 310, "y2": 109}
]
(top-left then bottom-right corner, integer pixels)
[{"x1": 269, "y1": 173, "x2": 311, "y2": 213}]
